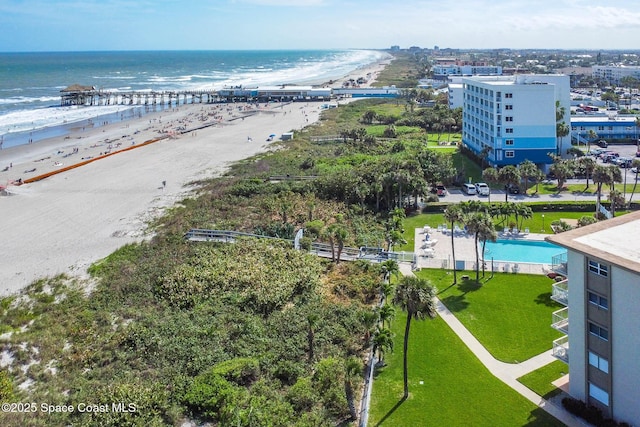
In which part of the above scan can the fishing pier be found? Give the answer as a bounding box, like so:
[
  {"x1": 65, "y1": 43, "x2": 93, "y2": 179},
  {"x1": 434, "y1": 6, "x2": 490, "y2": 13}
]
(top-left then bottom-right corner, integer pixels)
[
  {"x1": 60, "y1": 84, "x2": 400, "y2": 107},
  {"x1": 60, "y1": 84, "x2": 222, "y2": 107}
]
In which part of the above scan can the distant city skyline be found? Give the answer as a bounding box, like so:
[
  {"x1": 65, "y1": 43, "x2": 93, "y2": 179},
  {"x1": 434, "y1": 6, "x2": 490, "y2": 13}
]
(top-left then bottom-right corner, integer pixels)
[{"x1": 1, "y1": 0, "x2": 640, "y2": 52}]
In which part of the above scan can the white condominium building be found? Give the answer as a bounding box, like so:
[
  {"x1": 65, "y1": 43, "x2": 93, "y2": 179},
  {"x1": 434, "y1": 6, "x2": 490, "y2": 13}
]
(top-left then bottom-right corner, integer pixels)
[
  {"x1": 547, "y1": 211, "x2": 640, "y2": 426},
  {"x1": 461, "y1": 74, "x2": 570, "y2": 167},
  {"x1": 592, "y1": 65, "x2": 640, "y2": 85}
]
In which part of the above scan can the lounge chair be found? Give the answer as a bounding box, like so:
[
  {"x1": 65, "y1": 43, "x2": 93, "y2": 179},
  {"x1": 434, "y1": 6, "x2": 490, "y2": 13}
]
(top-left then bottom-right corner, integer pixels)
[
  {"x1": 503, "y1": 263, "x2": 511, "y2": 273},
  {"x1": 502, "y1": 227, "x2": 509, "y2": 235},
  {"x1": 423, "y1": 225, "x2": 431, "y2": 234},
  {"x1": 512, "y1": 264, "x2": 520, "y2": 274},
  {"x1": 523, "y1": 228, "x2": 530, "y2": 235},
  {"x1": 421, "y1": 248, "x2": 435, "y2": 258},
  {"x1": 454, "y1": 225, "x2": 463, "y2": 234}
]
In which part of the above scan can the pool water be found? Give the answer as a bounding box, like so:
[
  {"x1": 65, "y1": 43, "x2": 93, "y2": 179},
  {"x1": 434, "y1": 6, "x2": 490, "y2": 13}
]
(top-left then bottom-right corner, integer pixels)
[{"x1": 483, "y1": 239, "x2": 564, "y2": 263}]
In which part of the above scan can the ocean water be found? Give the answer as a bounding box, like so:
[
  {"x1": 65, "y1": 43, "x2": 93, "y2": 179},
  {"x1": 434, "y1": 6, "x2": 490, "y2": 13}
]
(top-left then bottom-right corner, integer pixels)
[{"x1": 0, "y1": 49, "x2": 389, "y2": 148}]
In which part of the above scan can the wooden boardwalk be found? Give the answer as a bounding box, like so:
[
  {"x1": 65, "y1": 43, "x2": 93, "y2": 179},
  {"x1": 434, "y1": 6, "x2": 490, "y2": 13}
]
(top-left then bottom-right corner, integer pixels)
[{"x1": 183, "y1": 228, "x2": 415, "y2": 264}]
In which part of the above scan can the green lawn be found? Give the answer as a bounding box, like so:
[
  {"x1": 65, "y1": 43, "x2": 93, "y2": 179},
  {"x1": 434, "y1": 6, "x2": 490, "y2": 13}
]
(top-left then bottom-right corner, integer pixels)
[
  {"x1": 368, "y1": 312, "x2": 564, "y2": 427},
  {"x1": 517, "y1": 360, "x2": 568, "y2": 400},
  {"x1": 416, "y1": 269, "x2": 564, "y2": 363}
]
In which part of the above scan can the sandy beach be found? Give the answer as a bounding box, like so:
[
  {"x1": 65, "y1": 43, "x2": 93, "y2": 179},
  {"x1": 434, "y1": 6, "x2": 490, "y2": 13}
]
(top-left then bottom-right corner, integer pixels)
[{"x1": 0, "y1": 60, "x2": 387, "y2": 295}]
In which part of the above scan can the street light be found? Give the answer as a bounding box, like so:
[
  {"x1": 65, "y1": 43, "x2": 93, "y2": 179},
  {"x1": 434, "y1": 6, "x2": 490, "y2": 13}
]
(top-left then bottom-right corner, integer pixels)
[{"x1": 542, "y1": 214, "x2": 545, "y2": 233}]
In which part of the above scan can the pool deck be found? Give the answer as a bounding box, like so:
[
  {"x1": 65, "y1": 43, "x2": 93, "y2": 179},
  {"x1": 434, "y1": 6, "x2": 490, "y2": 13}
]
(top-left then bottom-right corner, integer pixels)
[{"x1": 414, "y1": 226, "x2": 558, "y2": 275}]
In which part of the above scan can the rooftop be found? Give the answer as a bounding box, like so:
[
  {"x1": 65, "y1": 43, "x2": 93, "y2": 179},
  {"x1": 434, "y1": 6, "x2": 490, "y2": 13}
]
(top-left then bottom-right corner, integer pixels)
[{"x1": 546, "y1": 211, "x2": 640, "y2": 274}]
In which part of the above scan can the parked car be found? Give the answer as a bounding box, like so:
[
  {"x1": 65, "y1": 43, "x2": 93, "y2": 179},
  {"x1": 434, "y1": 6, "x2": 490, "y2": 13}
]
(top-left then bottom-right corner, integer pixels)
[
  {"x1": 474, "y1": 182, "x2": 490, "y2": 196},
  {"x1": 617, "y1": 157, "x2": 633, "y2": 168},
  {"x1": 434, "y1": 184, "x2": 447, "y2": 197},
  {"x1": 505, "y1": 184, "x2": 520, "y2": 194},
  {"x1": 603, "y1": 153, "x2": 620, "y2": 163},
  {"x1": 632, "y1": 167, "x2": 640, "y2": 174},
  {"x1": 462, "y1": 183, "x2": 477, "y2": 195},
  {"x1": 597, "y1": 140, "x2": 608, "y2": 148}
]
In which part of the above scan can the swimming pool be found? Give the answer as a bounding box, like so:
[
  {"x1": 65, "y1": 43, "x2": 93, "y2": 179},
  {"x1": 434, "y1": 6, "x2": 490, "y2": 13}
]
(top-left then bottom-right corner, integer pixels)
[{"x1": 483, "y1": 239, "x2": 564, "y2": 264}]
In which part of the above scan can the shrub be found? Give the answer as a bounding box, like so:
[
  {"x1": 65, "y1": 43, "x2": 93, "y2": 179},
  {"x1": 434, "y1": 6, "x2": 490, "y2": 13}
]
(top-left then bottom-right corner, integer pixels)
[
  {"x1": 287, "y1": 376, "x2": 317, "y2": 412},
  {"x1": 561, "y1": 397, "x2": 630, "y2": 427},
  {"x1": 0, "y1": 370, "x2": 13, "y2": 402},
  {"x1": 578, "y1": 215, "x2": 598, "y2": 227}
]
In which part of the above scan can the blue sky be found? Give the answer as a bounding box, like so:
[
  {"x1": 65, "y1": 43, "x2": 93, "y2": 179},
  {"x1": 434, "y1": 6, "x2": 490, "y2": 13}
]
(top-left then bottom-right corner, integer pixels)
[{"x1": 1, "y1": 0, "x2": 640, "y2": 52}]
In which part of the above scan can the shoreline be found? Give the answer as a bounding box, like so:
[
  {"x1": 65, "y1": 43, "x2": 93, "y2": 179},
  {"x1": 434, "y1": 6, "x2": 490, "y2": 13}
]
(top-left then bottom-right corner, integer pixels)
[{"x1": 0, "y1": 58, "x2": 391, "y2": 295}]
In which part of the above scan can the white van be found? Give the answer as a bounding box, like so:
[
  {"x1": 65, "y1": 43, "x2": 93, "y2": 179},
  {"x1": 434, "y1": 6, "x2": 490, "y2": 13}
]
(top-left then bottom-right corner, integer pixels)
[{"x1": 462, "y1": 183, "x2": 477, "y2": 195}]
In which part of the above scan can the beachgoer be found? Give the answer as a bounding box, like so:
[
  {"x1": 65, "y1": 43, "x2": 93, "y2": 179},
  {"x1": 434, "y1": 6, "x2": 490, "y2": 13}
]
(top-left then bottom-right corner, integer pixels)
[{"x1": 162, "y1": 180, "x2": 166, "y2": 189}]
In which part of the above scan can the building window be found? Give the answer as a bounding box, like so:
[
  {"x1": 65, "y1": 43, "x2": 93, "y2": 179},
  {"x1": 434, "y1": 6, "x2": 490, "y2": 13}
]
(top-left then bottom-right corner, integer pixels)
[
  {"x1": 505, "y1": 139, "x2": 514, "y2": 145},
  {"x1": 505, "y1": 104, "x2": 513, "y2": 110},
  {"x1": 589, "y1": 322, "x2": 609, "y2": 341},
  {"x1": 505, "y1": 151, "x2": 515, "y2": 158},
  {"x1": 506, "y1": 128, "x2": 514, "y2": 134},
  {"x1": 505, "y1": 93, "x2": 513, "y2": 98},
  {"x1": 588, "y1": 351, "x2": 609, "y2": 373},
  {"x1": 588, "y1": 291, "x2": 608, "y2": 310},
  {"x1": 588, "y1": 260, "x2": 608, "y2": 277},
  {"x1": 589, "y1": 383, "x2": 609, "y2": 406},
  {"x1": 506, "y1": 116, "x2": 513, "y2": 122}
]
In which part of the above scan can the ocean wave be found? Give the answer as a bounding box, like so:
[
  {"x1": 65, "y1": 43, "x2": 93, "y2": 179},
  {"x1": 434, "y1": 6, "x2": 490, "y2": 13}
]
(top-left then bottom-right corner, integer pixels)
[
  {"x1": 0, "y1": 105, "x2": 133, "y2": 135},
  {"x1": 0, "y1": 96, "x2": 60, "y2": 105}
]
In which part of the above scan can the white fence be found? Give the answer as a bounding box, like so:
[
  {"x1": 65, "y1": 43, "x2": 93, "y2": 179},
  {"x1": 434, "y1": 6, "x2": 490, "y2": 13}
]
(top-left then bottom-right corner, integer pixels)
[{"x1": 416, "y1": 257, "x2": 547, "y2": 275}]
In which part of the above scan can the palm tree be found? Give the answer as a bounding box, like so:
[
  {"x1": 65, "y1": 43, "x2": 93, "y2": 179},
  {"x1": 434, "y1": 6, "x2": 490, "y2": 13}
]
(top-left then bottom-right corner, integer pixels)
[
  {"x1": 498, "y1": 165, "x2": 521, "y2": 202},
  {"x1": 608, "y1": 190, "x2": 625, "y2": 218},
  {"x1": 334, "y1": 225, "x2": 349, "y2": 264},
  {"x1": 360, "y1": 309, "x2": 379, "y2": 346},
  {"x1": 393, "y1": 275, "x2": 437, "y2": 400},
  {"x1": 556, "y1": 121, "x2": 570, "y2": 156},
  {"x1": 377, "y1": 304, "x2": 396, "y2": 329},
  {"x1": 593, "y1": 165, "x2": 616, "y2": 215},
  {"x1": 380, "y1": 259, "x2": 399, "y2": 283},
  {"x1": 344, "y1": 356, "x2": 362, "y2": 421},
  {"x1": 465, "y1": 211, "x2": 494, "y2": 282},
  {"x1": 479, "y1": 223, "x2": 498, "y2": 278},
  {"x1": 627, "y1": 158, "x2": 640, "y2": 206},
  {"x1": 518, "y1": 159, "x2": 538, "y2": 195},
  {"x1": 443, "y1": 204, "x2": 463, "y2": 284},
  {"x1": 372, "y1": 327, "x2": 394, "y2": 365},
  {"x1": 578, "y1": 156, "x2": 597, "y2": 188}
]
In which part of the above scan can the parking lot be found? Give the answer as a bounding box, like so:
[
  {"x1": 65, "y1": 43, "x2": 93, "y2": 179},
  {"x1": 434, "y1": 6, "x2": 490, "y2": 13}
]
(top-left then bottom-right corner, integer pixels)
[{"x1": 589, "y1": 143, "x2": 640, "y2": 181}]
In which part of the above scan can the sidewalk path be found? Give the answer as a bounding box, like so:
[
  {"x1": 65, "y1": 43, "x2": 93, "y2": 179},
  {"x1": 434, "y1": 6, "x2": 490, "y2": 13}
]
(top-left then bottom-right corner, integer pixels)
[{"x1": 398, "y1": 263, "x2": 589, "y2": 427}]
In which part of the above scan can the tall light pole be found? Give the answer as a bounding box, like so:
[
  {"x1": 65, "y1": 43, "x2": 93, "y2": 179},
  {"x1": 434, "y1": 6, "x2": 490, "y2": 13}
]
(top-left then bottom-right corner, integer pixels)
[{"x1": 542, "y1": 214, "x2": 545, "y2": 233}]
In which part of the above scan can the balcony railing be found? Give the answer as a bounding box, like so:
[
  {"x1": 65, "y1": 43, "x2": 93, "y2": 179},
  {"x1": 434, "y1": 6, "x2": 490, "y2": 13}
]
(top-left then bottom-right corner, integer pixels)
[
  {"x1": 552, "y1": 335, "x2": 569, "y2": 364},
  {"x1": 551, "y1": 279, "x2": 569, "y2": 306},
  {"x1": 551, "y1": 252, "x2": 568, "y2": 275},
  {"x1": 552, "y1": 306, "x2": 569, "y2": 334}
]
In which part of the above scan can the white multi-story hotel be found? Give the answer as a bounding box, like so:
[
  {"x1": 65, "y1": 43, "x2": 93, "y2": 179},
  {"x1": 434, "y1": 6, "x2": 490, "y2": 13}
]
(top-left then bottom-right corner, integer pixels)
[
  {"x1": 547, "y1": 211, "x2": 640, "y2": 425},
  {"x1": 461, "y1": 74, "x2": 570, "y2": 167},
  {"x1": 592, "y1": 65, "x2": 640, "y2": 85}
]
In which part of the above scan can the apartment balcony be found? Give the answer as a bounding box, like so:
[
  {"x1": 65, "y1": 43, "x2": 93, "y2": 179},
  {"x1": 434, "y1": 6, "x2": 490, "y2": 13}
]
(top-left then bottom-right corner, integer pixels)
[
  {"x1": 552, "y1": 307, "x2": 569, "y2": 334},
  {"x1": 552, "y1": 335, "x2": 569, "y2": 364},
  {"x1": 551, "y1": 252, "x2": 568, "y2": 275},
  {"x1": 551, "y1": 278, "x2": 569, "y2": 306}
]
